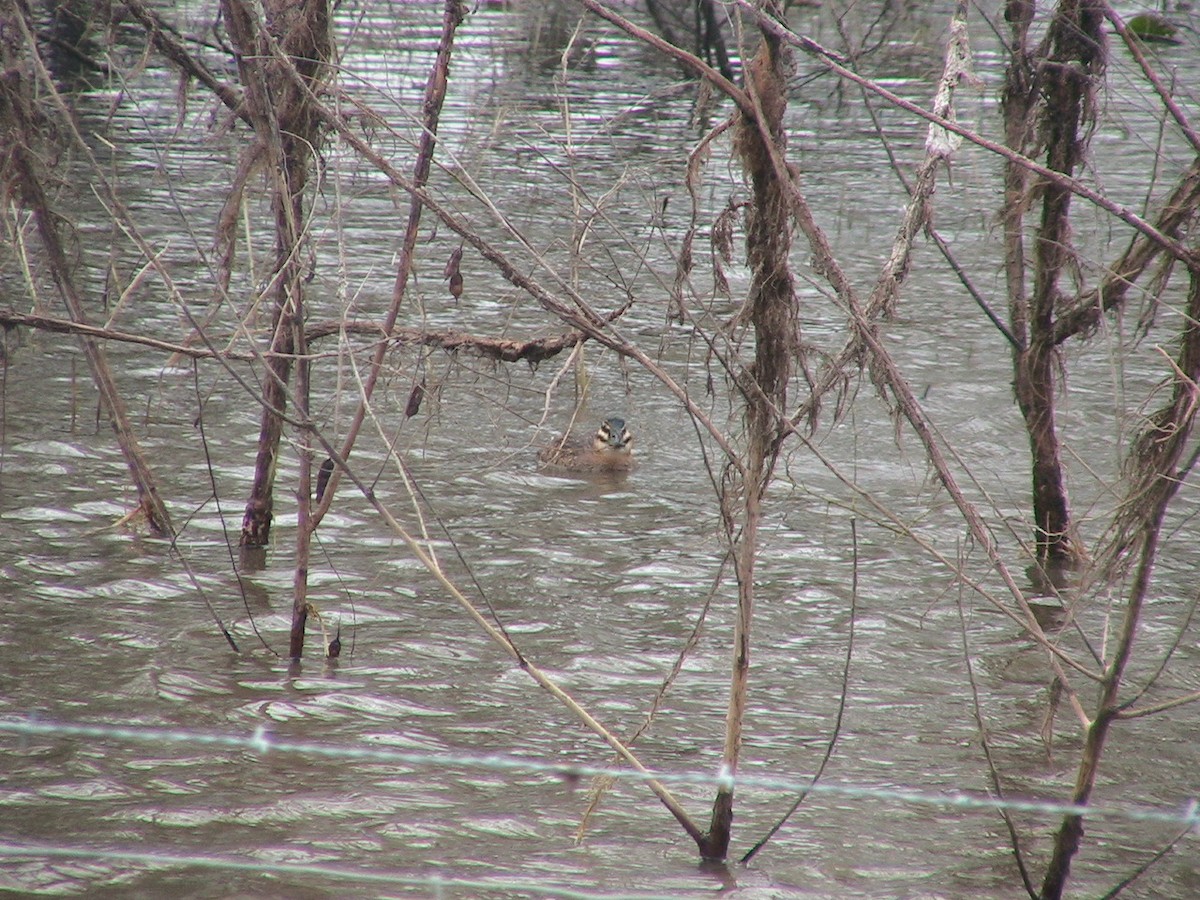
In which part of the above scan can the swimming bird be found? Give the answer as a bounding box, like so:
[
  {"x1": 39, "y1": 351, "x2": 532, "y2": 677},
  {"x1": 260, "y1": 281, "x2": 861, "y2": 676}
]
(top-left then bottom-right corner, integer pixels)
[{"x1": 538, "y1": 417, "x2": 635, "y2": 473}]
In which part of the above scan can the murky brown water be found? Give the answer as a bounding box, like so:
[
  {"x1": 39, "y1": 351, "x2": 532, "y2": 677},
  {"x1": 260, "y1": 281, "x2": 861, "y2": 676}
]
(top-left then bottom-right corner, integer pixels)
[{"x1": 3, "y1": 2, "x2": 1200, "y2": 897}]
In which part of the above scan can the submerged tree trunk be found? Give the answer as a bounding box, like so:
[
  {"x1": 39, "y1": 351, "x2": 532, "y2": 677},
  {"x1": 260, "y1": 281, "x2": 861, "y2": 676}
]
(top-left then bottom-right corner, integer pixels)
[
  {"x1": 1004, "y1": 0, "x2": 1105, "y2": 564},
  {"x1": 701, "y1": 9, "x2": 797, "y2": 862},
  {"x1": 224, "y1": 0, "x2": 330, "y2": 556}
]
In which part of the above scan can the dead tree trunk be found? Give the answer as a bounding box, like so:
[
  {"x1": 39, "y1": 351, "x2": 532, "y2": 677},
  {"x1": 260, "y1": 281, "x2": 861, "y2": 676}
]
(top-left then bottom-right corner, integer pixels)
[
  {"x1": 1003, "y1": 0, "x2": 1105, "y2": 564},
  {"x1": 222, "y1": 0, "x2": 330, "y2": 556},
  {"x1": 701, "y1": 10, "x2": 797, "y2": 862}
]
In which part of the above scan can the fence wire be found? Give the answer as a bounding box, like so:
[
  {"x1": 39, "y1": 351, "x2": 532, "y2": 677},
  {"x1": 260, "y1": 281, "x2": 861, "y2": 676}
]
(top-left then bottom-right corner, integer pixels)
[
  {"x1": 4, "y1": 715, "x2": 1198, "y2": 831},
  {"x1": 3, "y1": 714, "x2": 1198, "y2": 895},
  {"x1": 0, "y1": 840, "x2": 683, "y2": 900}
]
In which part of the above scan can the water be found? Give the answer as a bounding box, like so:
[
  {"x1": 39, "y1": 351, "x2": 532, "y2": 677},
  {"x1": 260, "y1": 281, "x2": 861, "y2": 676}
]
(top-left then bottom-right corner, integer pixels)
[{"x1": 2, "y1": 1, "x2": 1200, "y2": 897}]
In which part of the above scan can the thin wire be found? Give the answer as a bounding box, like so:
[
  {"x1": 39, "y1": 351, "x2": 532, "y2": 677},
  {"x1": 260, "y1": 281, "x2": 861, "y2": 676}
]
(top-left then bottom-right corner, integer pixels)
[
  {"x1": 0, "y1": 841, "x2": 685, "y2": 900},
  {"x1": 3, "y1": 716, "x2": 1199, "y2": 831}
]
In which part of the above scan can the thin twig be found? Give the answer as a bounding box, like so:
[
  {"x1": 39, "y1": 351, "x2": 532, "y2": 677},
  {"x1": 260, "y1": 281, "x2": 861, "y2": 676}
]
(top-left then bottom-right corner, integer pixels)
[
  {"x1": 954, "y1": 545, "x2": 1037, "y2": 899},
  {"x1": 740, "y1": 518, "x2": 859, "y2": 863}
]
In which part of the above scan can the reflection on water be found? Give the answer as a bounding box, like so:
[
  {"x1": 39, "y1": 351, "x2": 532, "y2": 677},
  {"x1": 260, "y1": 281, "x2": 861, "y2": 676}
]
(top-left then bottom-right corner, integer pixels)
[{"x1": 3, "y1": 1, "x2": 1200, "y2": 897}]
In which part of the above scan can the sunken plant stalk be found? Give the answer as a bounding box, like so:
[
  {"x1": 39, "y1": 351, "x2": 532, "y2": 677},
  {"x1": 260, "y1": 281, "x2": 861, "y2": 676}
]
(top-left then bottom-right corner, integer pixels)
[
  {"x1": 1042, "y1": 266, "x2": 1200, "y2": 898},
  {"x1": 310, "y1": 0, "x2": 466, "y2": 529},
  {"x1": 222, "y1": 0, "x2": 331, "y2": 554},
  {"x1": 1005, "y1": 0, "x2": 1106, "y2": 564},
  {"x1": 703, "y1": 9, "x2": 798, "y2": 861}
]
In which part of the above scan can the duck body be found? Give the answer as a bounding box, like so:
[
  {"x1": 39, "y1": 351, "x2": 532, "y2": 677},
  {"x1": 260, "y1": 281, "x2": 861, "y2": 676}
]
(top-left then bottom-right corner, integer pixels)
[{"x1": 538, "y1": 417, "x2": 635, "y2": 473}]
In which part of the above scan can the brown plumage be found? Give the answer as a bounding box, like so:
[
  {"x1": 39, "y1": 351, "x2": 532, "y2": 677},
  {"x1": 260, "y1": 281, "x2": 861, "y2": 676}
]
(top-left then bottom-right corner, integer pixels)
[{"x1": 538, "y1": 417, "x2": 634, "y2": 473}]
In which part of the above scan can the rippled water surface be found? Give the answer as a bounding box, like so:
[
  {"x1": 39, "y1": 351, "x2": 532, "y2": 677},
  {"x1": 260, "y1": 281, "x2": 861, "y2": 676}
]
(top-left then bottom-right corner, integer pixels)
[{"x1": 3, "y1": 1, "x2": 1200, "y2": 897}]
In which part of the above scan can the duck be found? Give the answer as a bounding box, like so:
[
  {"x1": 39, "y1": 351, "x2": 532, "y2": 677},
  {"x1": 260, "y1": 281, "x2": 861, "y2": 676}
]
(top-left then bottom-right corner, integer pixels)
[{"x1": 538, "y1": 417, "x2": 635, "y2": 473}]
